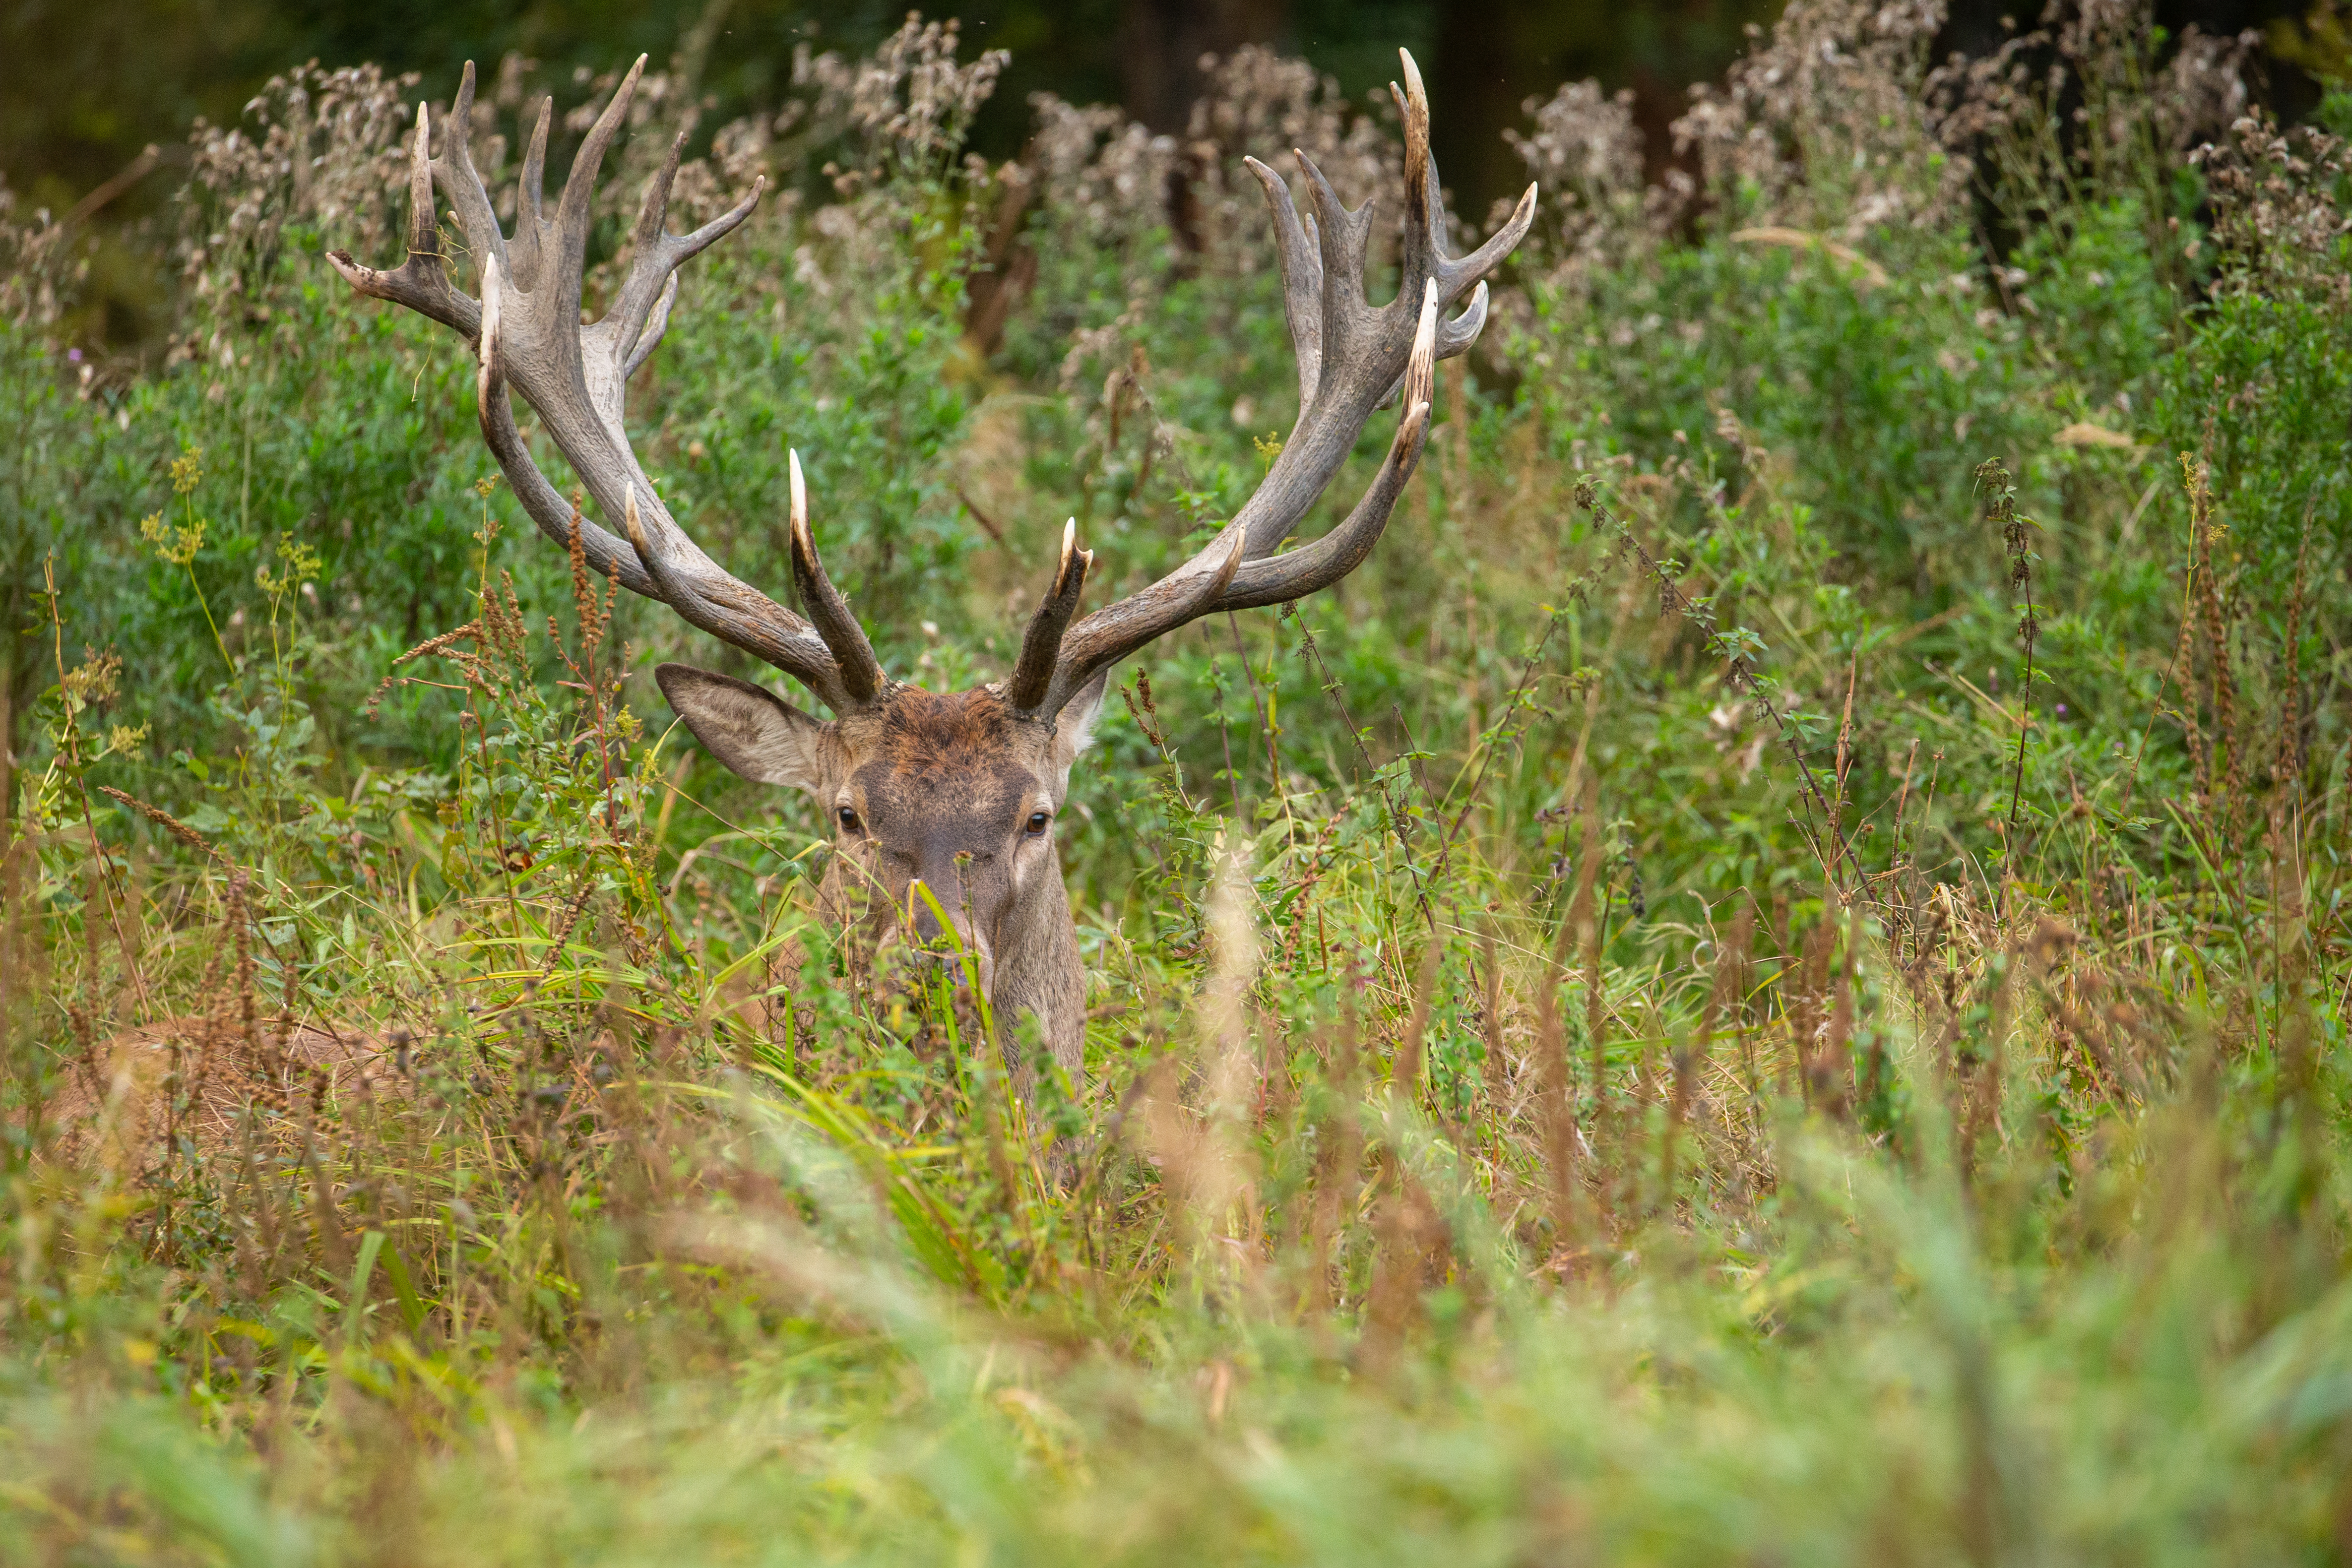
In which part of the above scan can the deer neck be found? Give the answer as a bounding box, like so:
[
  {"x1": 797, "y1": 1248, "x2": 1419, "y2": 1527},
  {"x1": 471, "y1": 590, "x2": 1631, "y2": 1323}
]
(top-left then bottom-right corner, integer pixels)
[{"x1": 987, "y1": 866, "x2": 1087, "y2": 1083}]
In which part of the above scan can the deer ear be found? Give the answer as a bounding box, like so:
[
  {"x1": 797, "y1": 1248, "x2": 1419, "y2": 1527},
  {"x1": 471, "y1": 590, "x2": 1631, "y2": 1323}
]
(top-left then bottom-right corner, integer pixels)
[
  {"x1": 655, "y1": 663, "x2": 827, "y2": 792},
  {"x1": 1051, "y1": 667, "x2": 1111, "y2": 790}
]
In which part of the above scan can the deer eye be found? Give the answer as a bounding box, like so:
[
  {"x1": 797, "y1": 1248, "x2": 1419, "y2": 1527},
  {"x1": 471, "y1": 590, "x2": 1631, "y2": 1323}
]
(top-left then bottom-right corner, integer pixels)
[
  {"x1": 1025, "y1": 810, "x2": 1051, "y2": 836},
  {"x1": 837, "y1": 806, "x2": 863, "y2": 834}
]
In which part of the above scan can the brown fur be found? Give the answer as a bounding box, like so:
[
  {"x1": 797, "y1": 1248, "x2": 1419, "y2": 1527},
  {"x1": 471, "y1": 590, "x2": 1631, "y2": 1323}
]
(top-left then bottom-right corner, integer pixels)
[
  {"x1": 21, "y1": 1014, "x2": 396, "y2": 1172},
  {"x1": 659, "y1": 664, "x2": 1106, "y2": 1100}
]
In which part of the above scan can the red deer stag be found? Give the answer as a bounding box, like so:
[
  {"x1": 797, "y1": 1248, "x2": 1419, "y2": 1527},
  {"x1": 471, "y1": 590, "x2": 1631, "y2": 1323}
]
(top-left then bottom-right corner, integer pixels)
[{"x1": 327, "y1": 50, "x2": 1534, "y2": 1093}]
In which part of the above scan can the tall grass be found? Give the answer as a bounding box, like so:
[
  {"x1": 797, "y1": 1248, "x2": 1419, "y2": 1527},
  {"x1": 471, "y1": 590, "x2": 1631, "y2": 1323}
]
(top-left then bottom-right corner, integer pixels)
[{"x1": 5, "y1": 5, "x2": 2352, "y2": 1561}]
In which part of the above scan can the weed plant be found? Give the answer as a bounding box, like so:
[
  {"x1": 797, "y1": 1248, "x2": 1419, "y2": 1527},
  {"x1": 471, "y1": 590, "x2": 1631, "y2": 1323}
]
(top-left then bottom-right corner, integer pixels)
[{"x1": 5, "y1": 5, "x2": 2352, "y2": 1562}]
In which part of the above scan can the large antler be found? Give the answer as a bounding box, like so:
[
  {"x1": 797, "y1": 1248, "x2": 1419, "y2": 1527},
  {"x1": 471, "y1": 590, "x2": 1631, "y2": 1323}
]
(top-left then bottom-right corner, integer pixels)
[
  {"x1": 326, "y1": 60, "x2": 881, "y2": 713},
  {"x1": 1010, "y1": 49, "x2": 1538, "y2": 721}
]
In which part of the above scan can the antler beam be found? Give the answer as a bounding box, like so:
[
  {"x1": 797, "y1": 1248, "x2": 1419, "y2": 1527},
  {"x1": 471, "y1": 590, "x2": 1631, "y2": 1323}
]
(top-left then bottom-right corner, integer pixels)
[
  {"x1": 334, "y1": 49, "x2": 1532, "y2": 734},
  {"x1": 1012, "y1": 49, "x2": 1535, "y2": 721},
  {"x1": 328, "y1": 60, "x2": 878, "y2": 714},
  {"x1": 1032, "y1": 283, "x2": 1438, "y2": 718}
]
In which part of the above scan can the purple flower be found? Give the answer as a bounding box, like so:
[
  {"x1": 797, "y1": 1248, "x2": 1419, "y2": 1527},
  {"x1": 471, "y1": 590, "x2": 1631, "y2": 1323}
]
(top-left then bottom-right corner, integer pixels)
[{"x1": 66, "y1": 348, "x2": 81, "y2": 363}]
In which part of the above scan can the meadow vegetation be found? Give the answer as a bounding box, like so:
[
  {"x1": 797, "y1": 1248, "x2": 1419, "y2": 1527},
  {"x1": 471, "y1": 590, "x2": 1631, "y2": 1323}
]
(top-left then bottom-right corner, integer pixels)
[{"x1": 5, "y1": 3, "x2": 2352, "y2": 1560}]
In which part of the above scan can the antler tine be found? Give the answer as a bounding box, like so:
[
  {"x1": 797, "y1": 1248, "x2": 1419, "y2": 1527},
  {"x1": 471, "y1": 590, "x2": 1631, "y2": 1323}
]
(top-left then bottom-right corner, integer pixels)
[
  {"x1": 324, "y1": 102, "x2": 479, "y2": 337},
  {"x1": 625, "y1": 275, "x2": 680, "y2": 380},
  {"x1": 1440, "y1": 181, "x2": 1538, "y2": 307},
  {"x1": 401, "y1": 101, "x2": 435, "y2": 257},
  {"x1": 610, "y1": 127, "x2": 690, "y2": 355},
  {"x1": 1371, "y1": 273, "x2": 1489, "y2": 406},
  {"x1": 611, "y1": 126, "x2": 764, "y2": 373},
  {"x1": 787, "y1": 451, "x2": 887, "y2": 705},
  {"x1": 1043, "y1": 528, "x2": 1247, "y2": 719},
  {"x1": 620, "y1": 483, "x2": 689, "y2": 600},
  {"x1": 1437, "y1": 279, "x2": 1489, "y2": 358},
  {"x1": 1009, "y1": 520, "x2": 1094, "y2": 714},
  {"x1": 635, "y1": 182, "x2": 762, "y2": 362},
  {"x1": 508, "y1": 97, "x2": 552, "y2": 292},
  {"x1": 634, "y1": 128, "x2": 688, "y2": 254},
  {"x1": 617, "y1": 481, "x2": 852, "y2": 706},
  {"x1": 1222, "y1": 282, "x2": 1437, "y2": 611},
  {"x1": 551, "y1": 56, "x2": 647, "y2": 331},
  {"x1": 667, "y1": 182, "x2": 763, "y2": 268},
  {"x1": 1294, "y1": 152, "x2": 1379, "y2": 338},
  {"x1": 1395, "y1": 51, "x2": 1438, "y2": 294},
  {"x1": 432, "y1": 61, "x2": 509, "y2": 289},
  {"x1": 1242, "y1": 155, "x2": 1324, "y2": 408},
  {"x1": 1149, "y1": 143, "x2": 1391, "y2": 567},
  {"x1": 1389, "y1": 47, "x2": 1533, "y2": 326},
  {"x1": 1406, "y1": 61, "x2": 1453, "y2": 260}
]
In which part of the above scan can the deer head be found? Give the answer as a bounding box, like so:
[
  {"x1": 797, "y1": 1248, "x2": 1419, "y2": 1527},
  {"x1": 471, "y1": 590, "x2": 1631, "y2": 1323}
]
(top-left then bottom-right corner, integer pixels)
[{"x1": 328, "y1": 51, "x2": 1534, "y2": 1092}]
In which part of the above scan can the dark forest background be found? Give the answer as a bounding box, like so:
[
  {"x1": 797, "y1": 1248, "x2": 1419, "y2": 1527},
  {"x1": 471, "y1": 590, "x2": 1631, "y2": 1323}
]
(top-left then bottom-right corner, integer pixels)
[{"x1": 5, "y1": 0, "x2": 2333, "y2": 267}]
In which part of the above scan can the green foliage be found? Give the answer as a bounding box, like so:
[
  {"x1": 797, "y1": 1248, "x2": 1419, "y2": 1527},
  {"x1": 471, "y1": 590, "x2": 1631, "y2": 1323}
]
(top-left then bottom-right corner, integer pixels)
[{"x1": 6, "y1": 8, "x2": 2352, "y2": 1562}]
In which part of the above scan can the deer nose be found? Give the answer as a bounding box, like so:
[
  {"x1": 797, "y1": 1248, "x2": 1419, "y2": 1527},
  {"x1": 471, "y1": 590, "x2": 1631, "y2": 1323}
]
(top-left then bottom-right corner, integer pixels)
[
  {"x1": 905, "y1": 875, "x2": 978, "y2": 949},
  {"x1": 910, "y1": 891, "x2": 952, "y2": 945},
  {"x1": 903, "y1": 878, "x2": 994, "y2": 991}
]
